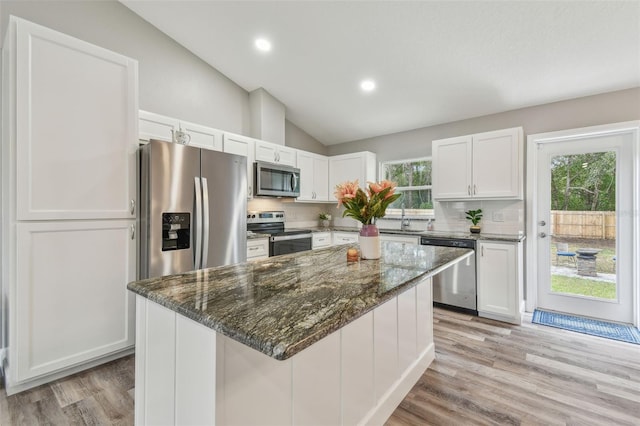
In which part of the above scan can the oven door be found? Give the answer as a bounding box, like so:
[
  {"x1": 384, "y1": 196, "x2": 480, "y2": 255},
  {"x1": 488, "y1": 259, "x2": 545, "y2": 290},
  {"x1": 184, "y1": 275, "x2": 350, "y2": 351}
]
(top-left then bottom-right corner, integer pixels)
[{"x1": 270, "y1": 234, "x2": 312, "y2": 256}]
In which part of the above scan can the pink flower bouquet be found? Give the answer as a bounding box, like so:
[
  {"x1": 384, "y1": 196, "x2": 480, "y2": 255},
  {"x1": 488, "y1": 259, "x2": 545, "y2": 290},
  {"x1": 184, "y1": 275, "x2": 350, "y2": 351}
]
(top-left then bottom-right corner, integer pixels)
[{"x1": 334, "y1": 180, "x2": 401, "y2": 225}]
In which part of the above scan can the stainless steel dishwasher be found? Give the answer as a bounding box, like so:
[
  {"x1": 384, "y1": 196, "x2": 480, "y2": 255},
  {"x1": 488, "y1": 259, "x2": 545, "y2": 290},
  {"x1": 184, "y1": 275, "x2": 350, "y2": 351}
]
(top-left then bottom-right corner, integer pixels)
[{"x1": 420, "y1": 236, "x2": 477, "y2": 315}]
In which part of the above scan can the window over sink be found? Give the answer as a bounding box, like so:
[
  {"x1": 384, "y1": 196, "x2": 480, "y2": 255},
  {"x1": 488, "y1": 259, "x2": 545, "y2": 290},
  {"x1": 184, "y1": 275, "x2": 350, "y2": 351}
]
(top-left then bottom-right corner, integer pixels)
[{"x1": 380, "y1": 157, "x2": 433, "y2": 216}]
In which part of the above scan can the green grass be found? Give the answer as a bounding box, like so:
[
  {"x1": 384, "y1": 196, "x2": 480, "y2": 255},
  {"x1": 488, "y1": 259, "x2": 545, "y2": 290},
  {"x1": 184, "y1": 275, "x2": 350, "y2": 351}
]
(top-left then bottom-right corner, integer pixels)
[{"x1": 551, "y1": 275, "x2": 616, "y2": 300}]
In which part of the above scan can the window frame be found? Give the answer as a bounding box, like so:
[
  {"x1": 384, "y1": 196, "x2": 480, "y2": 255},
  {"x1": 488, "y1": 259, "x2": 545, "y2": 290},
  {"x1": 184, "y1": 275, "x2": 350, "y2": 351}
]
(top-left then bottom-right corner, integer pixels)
[{"x1": 379, "y1": 156, "x2": 434, "y2": 217}]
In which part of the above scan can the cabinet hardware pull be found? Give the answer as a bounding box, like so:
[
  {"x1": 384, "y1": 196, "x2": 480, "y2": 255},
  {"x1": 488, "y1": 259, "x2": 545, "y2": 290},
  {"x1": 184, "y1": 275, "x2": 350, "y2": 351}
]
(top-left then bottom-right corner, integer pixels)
[
  {"x1": 468, "y1": 185, "x2": 471, "y2": 196},
  {"x1": 130, "y1": 224, "x2": 135, "y2": 240},
  {"x1": 473, "y1": 184, "x2": 477, "y2": 194},
  {"x1": 538, "y1": 220, "x2": 546, "y2": 226},
  {"x1": 539, "y1": 232, "x2": 547, "y2": 238},
  {"x1": 481, "y1": 245, "x2": 484, "y2": 256},
  {"x1": 130, "y1": 199, "x2": 135, "y2": 215}
]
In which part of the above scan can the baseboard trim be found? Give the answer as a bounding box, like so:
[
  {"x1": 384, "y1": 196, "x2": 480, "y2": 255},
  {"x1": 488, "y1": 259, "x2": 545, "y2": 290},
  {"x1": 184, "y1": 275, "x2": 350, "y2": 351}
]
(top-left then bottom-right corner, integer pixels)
[{"x1": 4, "y1": 346, "x2": 134, "y2": 396}]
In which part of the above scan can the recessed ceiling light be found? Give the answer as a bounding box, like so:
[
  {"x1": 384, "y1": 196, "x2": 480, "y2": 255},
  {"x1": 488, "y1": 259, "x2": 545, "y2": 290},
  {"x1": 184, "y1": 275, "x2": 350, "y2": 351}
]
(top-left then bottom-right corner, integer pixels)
[
  {"x1": 360, "y1": 79, "x2": 376, "y2": 92},
  {"x1": 255, "y1": 38, "x2": 272, "y2": 52}
]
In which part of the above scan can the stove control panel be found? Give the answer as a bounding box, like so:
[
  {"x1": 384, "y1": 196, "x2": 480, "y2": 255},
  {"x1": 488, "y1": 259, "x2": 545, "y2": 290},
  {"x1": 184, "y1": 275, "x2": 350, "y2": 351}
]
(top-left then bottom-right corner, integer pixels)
[{"x1": 247, "y1": 210, "x2": 285, "y2": 223}]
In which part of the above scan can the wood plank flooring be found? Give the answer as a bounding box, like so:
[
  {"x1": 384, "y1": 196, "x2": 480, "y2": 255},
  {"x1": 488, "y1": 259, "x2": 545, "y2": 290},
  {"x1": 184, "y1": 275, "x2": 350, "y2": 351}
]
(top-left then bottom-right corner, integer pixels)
[
  {"x1": 1, "y1": 308, "x2": 639, "y2": 425},
  {"x1": 386, "y1": 309, "x2": 640, "y2": 426}
]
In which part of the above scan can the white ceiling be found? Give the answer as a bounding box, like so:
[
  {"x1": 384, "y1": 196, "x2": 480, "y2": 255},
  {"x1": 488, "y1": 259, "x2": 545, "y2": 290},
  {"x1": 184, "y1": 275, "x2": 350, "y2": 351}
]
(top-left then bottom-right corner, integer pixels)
[{"x1": 121, "y1": 1, "x2": 640, "y2": 146}]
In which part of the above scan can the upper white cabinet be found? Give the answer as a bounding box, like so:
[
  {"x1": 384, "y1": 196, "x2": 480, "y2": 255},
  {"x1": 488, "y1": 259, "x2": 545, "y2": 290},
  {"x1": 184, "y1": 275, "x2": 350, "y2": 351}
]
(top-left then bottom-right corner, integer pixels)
[
  {"x1": 179, "y1": 120, "x2": 223, "y2": 152},
  {"x1": 297, "y1": 151, "x2": 329, "y2": 202},
  {"x1": 223, "y1": 132, "x2": 256, "y2": 198},
  {"x1": 477, "y1": 240, "x2": 524, "y2": 325},
  {"x1": 328, "y1": 152, "x2": 377, "y2": 194},
  {"x1": 139, "y1": 110, "x2": 223, "y2": 152},
  {"x1": 432, "y1": 127, "x2": 523, "y2": 200},
  {"x1": 255, "y1": 140, "x2": 296, "y2": 166},
  {"x1": 139, "y1": 110, "x2": 178, "y2": 142},
  {"x1": 10, "y1": 18, "x2": 138, "y2": 221}
]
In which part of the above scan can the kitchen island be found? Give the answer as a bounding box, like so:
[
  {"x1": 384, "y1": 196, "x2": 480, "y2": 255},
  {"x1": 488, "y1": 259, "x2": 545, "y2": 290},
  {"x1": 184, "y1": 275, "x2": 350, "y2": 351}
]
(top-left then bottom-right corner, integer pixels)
[{"x1": 128, "y1": 242, "x2": 472, "y2": 425}]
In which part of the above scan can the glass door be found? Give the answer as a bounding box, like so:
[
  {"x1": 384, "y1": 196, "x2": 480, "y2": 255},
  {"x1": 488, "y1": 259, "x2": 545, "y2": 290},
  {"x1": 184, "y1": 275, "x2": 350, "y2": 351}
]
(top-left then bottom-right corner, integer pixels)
[{"x1": 536, "y1": 132, "x2": 634, "y2": 323}]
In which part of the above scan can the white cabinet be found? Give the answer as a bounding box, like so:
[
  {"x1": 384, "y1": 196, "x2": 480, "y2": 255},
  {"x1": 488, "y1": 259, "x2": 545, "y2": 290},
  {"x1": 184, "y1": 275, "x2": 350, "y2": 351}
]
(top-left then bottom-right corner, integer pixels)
[
  {"x1": 14, "y1": 221, "x2": 136, "y2": 382},
  {"x1": 297, "y1": 151, "x2": 329, "y2": 202},
  {"x1": 11, "y1": 19, "x2": 137, "y2": 222},
  {"x1": 178, "y1": 120, "x2": 223, "y2": 152},
  {"x1": 223, "y1": 132, "x2": 256, "y2": 198},
  {"x1": 312, "y1": 232, "x2": 332, "y2": 249},
  {"x1": 380, "y1": 234, "x2": 420, "y2": 245},
  {"x1": 432, "y1": 127, "x2": 523, "y2": 200},
  {"x1": 255, "y1": 139, "x2": 296, "y2": 166},
  {"x1": 139, "y1": 110, "x2": 223, "y2": 152},
  {"x1": 328, "y1": 151, "x2": 377, "y2": 192},
  {"x1": 332, "y1": 231, "x2": 359, "y2": 245},
  {"x1": 477, "y1": 240, "x2": 524, "y2": 324},
  {"x1": 2, "y1": 17, "x2": 137, "y2": 393},
  {"x1": 247, "y1": 238, "x2": 269, "y2": 260},
  {"x1": 139, "y1": 110, "x2": 178, "y2": 142}
]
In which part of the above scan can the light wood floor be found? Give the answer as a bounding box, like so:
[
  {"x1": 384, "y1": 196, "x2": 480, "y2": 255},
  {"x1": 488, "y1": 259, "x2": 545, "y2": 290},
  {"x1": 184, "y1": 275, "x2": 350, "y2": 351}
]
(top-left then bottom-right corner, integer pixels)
[{"x1": 2, "y1": 309, "x2": 639, "y2": 425}]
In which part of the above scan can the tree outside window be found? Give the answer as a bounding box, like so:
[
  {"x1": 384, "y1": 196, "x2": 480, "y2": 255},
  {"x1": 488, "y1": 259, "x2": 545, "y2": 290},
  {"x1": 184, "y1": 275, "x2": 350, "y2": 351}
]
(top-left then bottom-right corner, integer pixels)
[{"x1": 380, "y1": 157, "x2": 433, "y2": 216}]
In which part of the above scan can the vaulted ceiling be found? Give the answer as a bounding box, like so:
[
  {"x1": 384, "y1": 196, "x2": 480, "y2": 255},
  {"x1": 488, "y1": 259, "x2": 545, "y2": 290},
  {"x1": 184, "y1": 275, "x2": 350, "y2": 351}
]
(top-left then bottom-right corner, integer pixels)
[{"x1": 122, "y1": 1, "x2": 640, "y2": 145}]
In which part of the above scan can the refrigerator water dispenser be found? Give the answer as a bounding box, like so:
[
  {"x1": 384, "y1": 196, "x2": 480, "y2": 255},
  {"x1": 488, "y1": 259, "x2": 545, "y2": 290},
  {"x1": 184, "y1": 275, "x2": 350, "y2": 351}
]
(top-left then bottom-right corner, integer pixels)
[{"x1": 162, "y1": 213, "x2": 190, "y2": 251}]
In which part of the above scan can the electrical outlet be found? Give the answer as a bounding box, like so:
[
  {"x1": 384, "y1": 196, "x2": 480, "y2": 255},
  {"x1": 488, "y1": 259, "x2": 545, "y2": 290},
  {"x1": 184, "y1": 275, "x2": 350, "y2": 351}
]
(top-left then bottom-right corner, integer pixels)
[{"x1": 492, "y1": 212, "x2": 505, "y2": 222}]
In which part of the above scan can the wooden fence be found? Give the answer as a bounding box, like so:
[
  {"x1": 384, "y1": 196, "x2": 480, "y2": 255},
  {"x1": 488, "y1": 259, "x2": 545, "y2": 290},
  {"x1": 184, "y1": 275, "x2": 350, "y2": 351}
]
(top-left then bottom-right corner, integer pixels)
[{"x1": 550, "y1": 211, "x2": 616, "y2": 240}]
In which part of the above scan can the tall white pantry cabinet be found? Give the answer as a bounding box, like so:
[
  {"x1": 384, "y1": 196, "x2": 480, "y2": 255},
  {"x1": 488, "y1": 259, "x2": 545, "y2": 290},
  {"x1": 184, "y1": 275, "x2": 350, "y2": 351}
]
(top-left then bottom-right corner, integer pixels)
[{"x1": 1, "y1": 17, "x2": 138, "y2": 394}]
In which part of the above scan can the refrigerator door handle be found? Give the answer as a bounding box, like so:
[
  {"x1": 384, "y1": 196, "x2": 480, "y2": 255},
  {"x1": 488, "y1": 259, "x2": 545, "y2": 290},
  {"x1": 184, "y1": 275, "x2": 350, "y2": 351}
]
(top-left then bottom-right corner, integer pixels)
[
  {"x1": 194, "y1": 177, "x2": 203, "y2": 270},
  {"x1": 201, "y1": 177, "x2": 210, "y2": 268}
]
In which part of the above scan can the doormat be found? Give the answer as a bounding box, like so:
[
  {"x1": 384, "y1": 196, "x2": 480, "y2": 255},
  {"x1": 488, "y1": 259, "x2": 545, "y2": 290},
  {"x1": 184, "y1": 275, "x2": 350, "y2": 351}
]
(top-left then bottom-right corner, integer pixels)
[{"x1": 532, "y1": 309, "x2": 640, "y2": 345}]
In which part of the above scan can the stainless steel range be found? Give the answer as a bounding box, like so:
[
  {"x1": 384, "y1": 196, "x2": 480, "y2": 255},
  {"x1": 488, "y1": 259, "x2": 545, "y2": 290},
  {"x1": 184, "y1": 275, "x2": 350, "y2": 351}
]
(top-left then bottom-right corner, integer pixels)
[{"x1": 247, "y1": 211, "x2": 312, "y2": 256}]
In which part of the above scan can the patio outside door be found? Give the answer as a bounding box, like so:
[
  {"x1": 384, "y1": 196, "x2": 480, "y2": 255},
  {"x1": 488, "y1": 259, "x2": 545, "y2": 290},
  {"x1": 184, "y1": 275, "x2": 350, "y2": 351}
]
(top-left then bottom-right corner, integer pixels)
[{"x1": 535, "y1": 130, "x2": 634, "y2": 324}]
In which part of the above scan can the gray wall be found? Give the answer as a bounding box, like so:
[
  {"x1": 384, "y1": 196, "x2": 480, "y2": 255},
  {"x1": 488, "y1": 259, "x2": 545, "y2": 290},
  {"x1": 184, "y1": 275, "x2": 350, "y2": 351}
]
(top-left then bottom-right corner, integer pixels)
[
  {"x1": 328, "y1": 88, "x2": 640, "y2": 161},
  {"x1": 0, "y1": 0, "x2": 327, "y2": 151},
  {"x1": 285, "y1": 120, "x2": 328, "y2": 156}
]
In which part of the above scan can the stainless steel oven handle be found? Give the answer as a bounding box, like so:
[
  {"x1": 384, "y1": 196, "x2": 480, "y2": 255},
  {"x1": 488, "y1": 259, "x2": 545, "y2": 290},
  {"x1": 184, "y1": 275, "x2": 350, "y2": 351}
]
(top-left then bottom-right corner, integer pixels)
[{"x1": 270, "y1": 233, "x2": 312, "y2": 242}]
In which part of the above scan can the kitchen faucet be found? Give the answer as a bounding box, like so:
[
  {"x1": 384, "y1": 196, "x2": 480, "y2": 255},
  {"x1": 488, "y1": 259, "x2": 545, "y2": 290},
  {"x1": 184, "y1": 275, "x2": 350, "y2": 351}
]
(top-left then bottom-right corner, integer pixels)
[{"x1": 400, "y1": 202, "x2": 411, "y2": 230}]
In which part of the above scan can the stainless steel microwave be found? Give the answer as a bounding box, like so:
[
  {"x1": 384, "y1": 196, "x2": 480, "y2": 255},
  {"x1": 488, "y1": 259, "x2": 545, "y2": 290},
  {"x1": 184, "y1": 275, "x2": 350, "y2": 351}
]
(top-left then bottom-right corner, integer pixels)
[{"x1": 254, "y1": 161, "x2": 300, "y2": 198}]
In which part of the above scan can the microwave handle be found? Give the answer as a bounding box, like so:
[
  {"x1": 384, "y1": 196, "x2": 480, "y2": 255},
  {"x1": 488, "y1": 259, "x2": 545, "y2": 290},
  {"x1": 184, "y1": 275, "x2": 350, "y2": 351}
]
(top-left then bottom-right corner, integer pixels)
[{"x1": 291, "y1": 172, "x2": 298, "y2": 191}]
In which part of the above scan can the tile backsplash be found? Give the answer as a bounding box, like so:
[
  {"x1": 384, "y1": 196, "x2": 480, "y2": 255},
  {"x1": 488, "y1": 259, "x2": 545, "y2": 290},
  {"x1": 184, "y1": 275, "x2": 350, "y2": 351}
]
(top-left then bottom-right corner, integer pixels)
[
  {"x1": 247, "y1": 198, "x2": 336, "y2": 228},
  {"x1": 434, "y1": 200, "x2": 525, "y2": 234}
]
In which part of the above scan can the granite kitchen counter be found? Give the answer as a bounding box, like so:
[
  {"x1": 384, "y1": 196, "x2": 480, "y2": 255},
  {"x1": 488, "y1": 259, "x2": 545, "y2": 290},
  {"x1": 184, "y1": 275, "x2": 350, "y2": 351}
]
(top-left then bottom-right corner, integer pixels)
[{"x1": 128, "y1": 242, "x2": 472, "y2": 360}]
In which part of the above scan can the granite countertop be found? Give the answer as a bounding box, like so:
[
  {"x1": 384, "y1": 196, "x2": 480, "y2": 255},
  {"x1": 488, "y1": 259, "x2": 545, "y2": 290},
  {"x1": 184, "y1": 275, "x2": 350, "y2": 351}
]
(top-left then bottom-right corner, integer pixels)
[
  {"x1": 128, "y1": 242, "x2": 472, "y2": 360},
  {"x1": 287, "y1": 226, "x2": 525, "y2": 242}
]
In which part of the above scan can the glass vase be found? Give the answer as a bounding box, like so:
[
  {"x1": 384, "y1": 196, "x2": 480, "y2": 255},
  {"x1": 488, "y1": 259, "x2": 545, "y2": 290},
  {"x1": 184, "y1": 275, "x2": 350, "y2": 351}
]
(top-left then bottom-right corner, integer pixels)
[{"x1": 359, "y1": 224, "x2": 380, "y2": 260}]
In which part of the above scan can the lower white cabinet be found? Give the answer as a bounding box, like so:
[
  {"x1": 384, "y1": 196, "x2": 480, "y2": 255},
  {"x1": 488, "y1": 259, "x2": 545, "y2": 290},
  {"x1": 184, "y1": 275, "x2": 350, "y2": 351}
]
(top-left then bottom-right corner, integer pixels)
[
  {"x1": 134, "y1": 277, "x2": 434, "y2": 425},
  {"x1": 380, "y1": 234, "x2": 420, "y2": 245},
  {"x1": 332, "y1": 231, "x2": 359, "y2": 245},
  {"x1": 312, "y1": 232, "x2": 332, "y2": 249},
  {"x1": 247, "y1": 238, "x2": 269, "y2": 260},
  {"x1": 10, "y1": 220, "x2": 136, "y2": 386},
  {"x1": 477, "y1": 240, "x2": 524, "y2": 324}
]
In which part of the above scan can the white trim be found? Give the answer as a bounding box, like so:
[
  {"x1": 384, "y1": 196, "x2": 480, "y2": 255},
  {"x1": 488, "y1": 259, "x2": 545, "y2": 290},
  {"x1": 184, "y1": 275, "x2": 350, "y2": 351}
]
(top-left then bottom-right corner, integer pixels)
[{"x1": 526, "y1": 121, "x2": 640, "y2": 327}]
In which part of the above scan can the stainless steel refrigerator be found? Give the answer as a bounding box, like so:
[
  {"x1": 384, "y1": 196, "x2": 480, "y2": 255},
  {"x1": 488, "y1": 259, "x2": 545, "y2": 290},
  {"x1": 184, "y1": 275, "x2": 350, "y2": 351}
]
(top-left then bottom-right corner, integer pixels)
[{"x1": 139, "y1": 139, "x2": 247, "y2": 279}]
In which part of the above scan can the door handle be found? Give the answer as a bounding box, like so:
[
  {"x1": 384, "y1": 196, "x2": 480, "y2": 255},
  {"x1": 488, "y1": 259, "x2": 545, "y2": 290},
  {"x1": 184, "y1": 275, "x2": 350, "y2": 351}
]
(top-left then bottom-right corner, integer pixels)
[
  {"x1": 194, "y1": 177, "x2": 203, "y2": 270},
  {"x1": 201, "y1": 177, "x2": 210, "y2": 269},
  {"x1": 539, "y1": 232, "x2": 547, "y2": 238},
  {"x1": 130, "y1": 224, "x2": 135, "y2": 240},
  {"x1": 130, "y1": 199, "x2": 136, "y2": 215}
]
